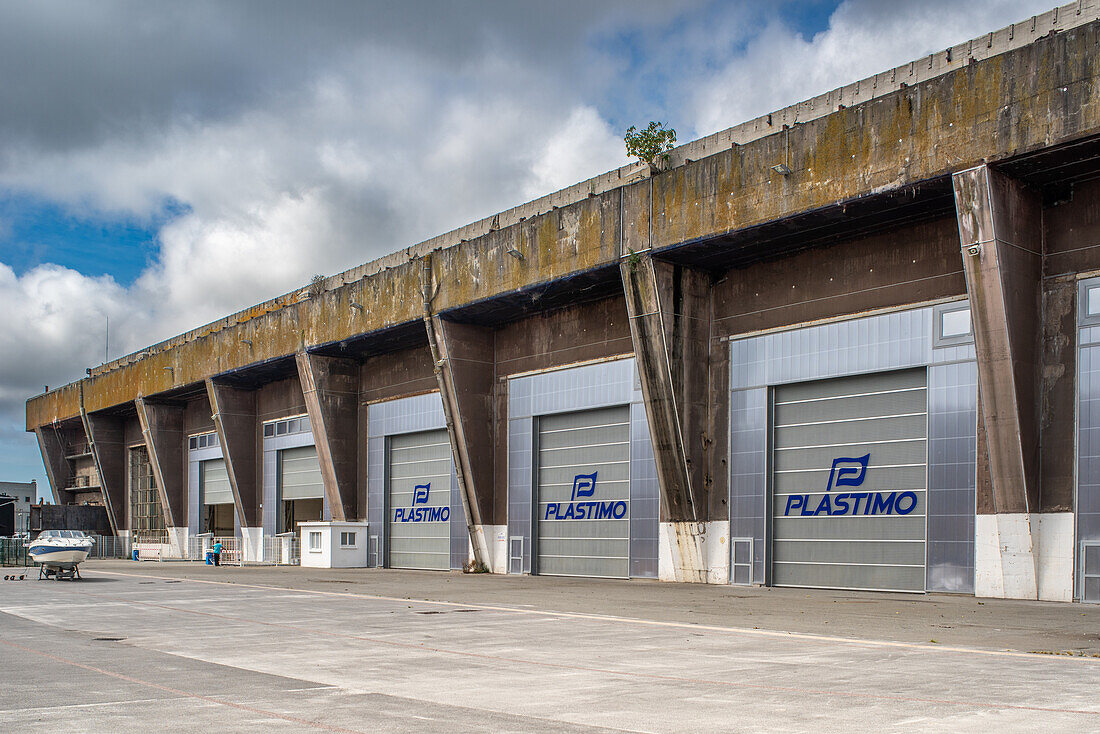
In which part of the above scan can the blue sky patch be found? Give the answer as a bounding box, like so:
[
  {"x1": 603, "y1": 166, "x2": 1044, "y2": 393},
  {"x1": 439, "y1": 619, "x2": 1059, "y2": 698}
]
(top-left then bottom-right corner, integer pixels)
[
  {"x1": 591, "y1": 0, "x2": 842, "y2": 135},
  {"x1": 0, "y1": 193, "x2": 188, "y2": 286}
]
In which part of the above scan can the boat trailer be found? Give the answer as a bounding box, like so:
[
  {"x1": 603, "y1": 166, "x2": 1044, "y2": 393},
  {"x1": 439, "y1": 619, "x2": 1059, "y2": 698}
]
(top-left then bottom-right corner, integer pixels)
[{"x1": 39, "y1": 563, "x2": 82, "y2": 581}]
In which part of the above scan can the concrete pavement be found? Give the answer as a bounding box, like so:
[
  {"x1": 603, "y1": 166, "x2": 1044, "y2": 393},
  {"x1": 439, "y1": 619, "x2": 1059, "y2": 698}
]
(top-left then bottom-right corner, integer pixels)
[{"x1": 1, "y1": 560, "x2": 1099, "y2": 732}]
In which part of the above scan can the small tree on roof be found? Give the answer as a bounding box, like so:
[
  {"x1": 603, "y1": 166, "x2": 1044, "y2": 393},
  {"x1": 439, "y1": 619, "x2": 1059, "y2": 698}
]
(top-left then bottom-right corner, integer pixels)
[
  {"x1": 308, "y1": 274, "x2": 325, "y2": 298},
  {"x1": 624, "y1": 121, "x2": 677, "y2": 169}
]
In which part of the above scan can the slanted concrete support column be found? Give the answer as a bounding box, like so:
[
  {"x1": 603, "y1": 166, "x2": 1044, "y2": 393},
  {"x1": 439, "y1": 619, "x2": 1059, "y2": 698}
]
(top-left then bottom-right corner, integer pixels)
[
  {"x1": 953, "y1": 164, "x2": 1042, "y2": 599},
  {"x1": 296, "y1": 352, "x2": 359, "y2": 522},
  {"x1": 205, "y1": 380, "x2": 259, "y2": 555},
  {"x1": 34, "y1": 426, "x2": 68, "y2": 506},
  {"x1": 80, "y1": 382, "x2": 127, "y2": 537},
  {"x1": 422, "y1": 305, "x2": 495, "y2": 571},
  {"x1": 621, "y1": 255, "x2": 712, "y2": 583},
  {"x1": 82, "y1": 414, "x2": 127, "y2": 538},
  {"x1": 135, "y1": 397, "x2": 186, "y2": 555}
]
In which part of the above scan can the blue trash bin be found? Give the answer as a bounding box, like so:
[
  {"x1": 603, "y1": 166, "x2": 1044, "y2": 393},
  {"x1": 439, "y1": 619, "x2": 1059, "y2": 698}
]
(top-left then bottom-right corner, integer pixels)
[
  {"x1": 132, "y1": 549, "x2": 139, "y2": 561},
  {"x1": 205, "y1": 551, "x2": 213, "y2": 565}
]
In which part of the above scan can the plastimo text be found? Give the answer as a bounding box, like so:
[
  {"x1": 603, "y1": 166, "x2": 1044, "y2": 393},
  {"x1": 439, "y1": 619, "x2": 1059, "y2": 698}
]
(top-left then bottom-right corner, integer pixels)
[
  {"x1": 393, "y1": 506, "x2": 451, "y2": 523},
  {"x1": 544, "y1": 500, "x2": 627, "y2": 521},
  {"x1": 783, "y1": 491, "x2": 918, "y2": 517}
]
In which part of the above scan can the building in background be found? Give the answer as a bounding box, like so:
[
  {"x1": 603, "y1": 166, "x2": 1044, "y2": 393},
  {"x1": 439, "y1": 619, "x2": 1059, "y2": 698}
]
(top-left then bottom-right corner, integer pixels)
[
  {"x1": 0, "y1": 480, "x2": 36, "y2": 535},
  {"x1": 25, "y1": 4, "x2": 1100, "y2": 601}
]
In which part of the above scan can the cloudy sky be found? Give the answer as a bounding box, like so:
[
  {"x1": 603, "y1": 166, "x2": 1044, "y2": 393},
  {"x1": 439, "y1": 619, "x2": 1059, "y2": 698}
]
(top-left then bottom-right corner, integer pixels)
[{"x1": 0, "y1": 0, "x2": 1057, "y2": 497}]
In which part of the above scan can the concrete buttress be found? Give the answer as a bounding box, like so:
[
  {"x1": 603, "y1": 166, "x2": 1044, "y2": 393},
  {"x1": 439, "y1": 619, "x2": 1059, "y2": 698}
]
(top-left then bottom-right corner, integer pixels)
[
  {"x1": 134, "y1": 397, "x2": 186, "y2": 537},
  {"x1": 621, "y1": 255, "x2": 711, "y2": 582},
  {"x1": 422, "y1": 256, "x2": 493, "y2": 568},
  {"x1": 34, "y1": 426, "x2": 68, "y2": 506},
  {"x1": 205, "y1": 380, "x2": 259, "y2": 529},
  {"x1": 296, "y1": 352, "x2": 359, "y2": 522},
  {"x1": 81, "y1": 383, "x2": 127, "y2": 536},
  {"x1": 952, "y1": 164, "x2": 1042, "y2": 599},
  {"x1": 81, "y1": 415, "x2": 126, "y2": 537}
]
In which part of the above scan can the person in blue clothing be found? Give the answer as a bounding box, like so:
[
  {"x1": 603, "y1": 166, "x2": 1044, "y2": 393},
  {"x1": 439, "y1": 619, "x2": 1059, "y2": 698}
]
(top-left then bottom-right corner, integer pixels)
[{"x1": 212, "y1": 540, "x2": 223, "y2": 566}]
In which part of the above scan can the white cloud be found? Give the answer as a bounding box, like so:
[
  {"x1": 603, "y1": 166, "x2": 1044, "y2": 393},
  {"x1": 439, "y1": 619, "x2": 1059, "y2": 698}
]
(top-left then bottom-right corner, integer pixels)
[
  {"x1": 524, "y1": 106, "x2": 628, "y2": 200},
  {"x1": 688, "y1": 0, "x2": 1058, "y2": 137},
  {"x1": 136, "y1": 190, "x2": 343, "y2": 341},
  {"x1": 0, "y1": 0, "x2": 1067, "y2": 493},
  {"x1": 0, "y1": 263, "x2": 132, "y2": 411}
]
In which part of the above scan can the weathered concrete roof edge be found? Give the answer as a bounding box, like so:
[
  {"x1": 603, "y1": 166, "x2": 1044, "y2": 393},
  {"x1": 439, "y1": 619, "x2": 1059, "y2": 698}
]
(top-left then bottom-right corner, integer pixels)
[
  {"x1": 25, "y1": 3, "x2": 1100, "y2": 428},
  {"x1": 82, "y1": 1, "x2": 1100, "y2": 382}
]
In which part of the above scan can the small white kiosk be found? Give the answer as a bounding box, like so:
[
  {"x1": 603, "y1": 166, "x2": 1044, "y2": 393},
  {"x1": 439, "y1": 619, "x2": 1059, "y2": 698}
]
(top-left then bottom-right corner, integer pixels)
[{"x1": 298, "y1": 521, "x2": 370, "y2": 568}]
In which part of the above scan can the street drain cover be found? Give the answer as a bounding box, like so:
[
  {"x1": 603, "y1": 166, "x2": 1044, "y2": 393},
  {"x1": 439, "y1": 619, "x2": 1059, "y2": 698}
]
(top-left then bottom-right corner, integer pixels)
[{"x1": 94, "y1": 637, "x2": 125, "y2": 642}]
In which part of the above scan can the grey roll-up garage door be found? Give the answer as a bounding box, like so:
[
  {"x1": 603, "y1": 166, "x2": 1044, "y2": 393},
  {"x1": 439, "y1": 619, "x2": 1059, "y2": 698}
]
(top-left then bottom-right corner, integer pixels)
[
  {"x1": 280, "y1": 445, "x2": 324, "y2": 500},
  {"x1": 771, "y1": 369, "x2": 927, "y2": 592},
  {"x1": 536, "y1": 405, "x2": 630, "y2": 578},
  {"x1": 386, "y1": 429, "x2": 452, "y2": 570},
  {"x1": 201, "y1": 458, "x2": 233, "y2": 505}
]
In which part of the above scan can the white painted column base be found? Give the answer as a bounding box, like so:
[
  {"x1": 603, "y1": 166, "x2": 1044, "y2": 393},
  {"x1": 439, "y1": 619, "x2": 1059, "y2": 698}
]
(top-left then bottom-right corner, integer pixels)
[
  {"x1": 116, "y1": 529, "x2": 132, "y2": 558},
  {"x1": 702, "y1": 520, "x2": 731, "y2": 585},
  {"x1": 466, "y1": 524, "x2": 494, "y2": 573},
  {"x1": 1037, "y1": 512, "x2": 1074, "y2": 602},
  {"x1": 479, "y1": 525, "x2": 508, "y2": 574},
  {"x1": 464, "y1": 525, "x2": 507, "y2": 573},
  {"x1": 975, "y1": 513, "x2": 1039, "y2": 599},
  {"x1": 241, "y1": 527, "x2": 264, "y2": 563},
  {"x1": 658, "y1": 522, "x2": 707, "y2": 583},
  {"x1": 167, "y1": 527, "x2": 188, "y2": 559}
]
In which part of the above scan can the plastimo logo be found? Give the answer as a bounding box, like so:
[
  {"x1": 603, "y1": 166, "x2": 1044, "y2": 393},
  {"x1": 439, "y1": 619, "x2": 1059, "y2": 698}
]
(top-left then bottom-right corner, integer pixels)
[
  {"x1": 394, "y1": 482, "x2": 451, "y2": 523},
  {"x1": 543, "y1": 471, "x2": 628, "y2": 520},
  {"x1": 782, "y1": 454, "x2": 918, "y2": 517}
]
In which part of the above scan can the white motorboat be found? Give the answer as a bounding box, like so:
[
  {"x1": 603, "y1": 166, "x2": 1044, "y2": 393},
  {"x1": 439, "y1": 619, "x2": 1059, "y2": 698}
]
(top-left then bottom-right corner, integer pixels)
[{"x1": 27, "y1": 530, "x2": 95, "y2": 579}]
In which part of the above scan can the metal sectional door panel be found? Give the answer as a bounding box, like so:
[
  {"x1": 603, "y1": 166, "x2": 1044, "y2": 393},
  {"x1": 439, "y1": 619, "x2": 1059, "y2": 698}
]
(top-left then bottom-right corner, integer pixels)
[
  {"x1": 201, "y1": 458, "x2": 233, "y2": 505},
  {"x1": 280, "y1": 445, "x2": 324, "y2": 500},
  {"x1": 771, "y1": 369, "x2": 927, "y2": 592},
  {"x1": 386, "y1": 429, "x2": 452, "y2": 571},
  {"x1": 536, "y1": 406, "x2": 630, "y2": 578}
]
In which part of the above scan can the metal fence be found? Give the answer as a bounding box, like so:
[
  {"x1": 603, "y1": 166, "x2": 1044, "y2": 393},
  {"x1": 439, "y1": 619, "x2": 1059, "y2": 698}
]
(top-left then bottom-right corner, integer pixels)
[
  {"x1": 213, "y1": 536, "x2": 242, "y2": 566},
  {"x1": 0, "y1": 538, "x2": 30, "y2": 567},
  {"x1": 87, "y1": 534, "x2": 131, "y2": 559},
  {"x1": 112, "y1": 533, "x2": 304, "y2": 566},
  {"x1": 187, "y1": 536, "x2": 244, "y2": 565},
  {"x1": 1, "y1": 533, "x2": 304, "y2": 566},
  {"x1": 2, "y1": 534, "x2": 132, "y2": 567},
  {"x1": 186, "y1": 536, "x2": 208, "y2": 561},
  {"x1": 262, "y1": 535, "x2": 300, "y2": 565},
  {"x1": 184, "y1": 534, "x2": 300, "y2": 565}
]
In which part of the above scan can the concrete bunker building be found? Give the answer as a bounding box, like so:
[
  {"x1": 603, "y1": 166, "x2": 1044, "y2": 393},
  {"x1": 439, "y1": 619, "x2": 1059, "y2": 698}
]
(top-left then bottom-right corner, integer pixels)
[{"x1": 27, "y1": 3, "x2": 1100, "y2": 602}]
